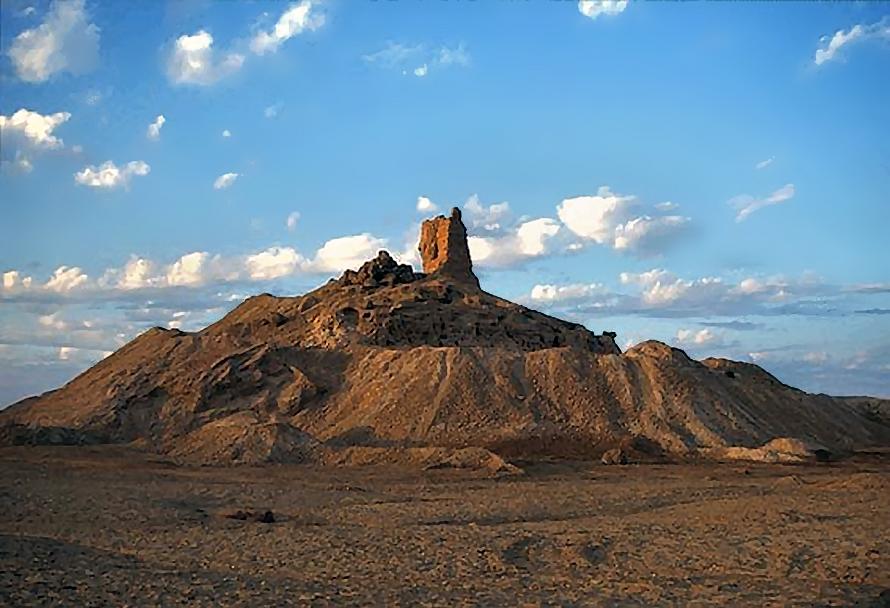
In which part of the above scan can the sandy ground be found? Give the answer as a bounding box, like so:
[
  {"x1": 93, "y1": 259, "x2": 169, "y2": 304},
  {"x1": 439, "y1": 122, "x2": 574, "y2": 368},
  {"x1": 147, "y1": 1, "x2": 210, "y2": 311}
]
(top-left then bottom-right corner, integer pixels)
[{"x1": 1, "y1": 447, "x2": 888, "y2": 607}]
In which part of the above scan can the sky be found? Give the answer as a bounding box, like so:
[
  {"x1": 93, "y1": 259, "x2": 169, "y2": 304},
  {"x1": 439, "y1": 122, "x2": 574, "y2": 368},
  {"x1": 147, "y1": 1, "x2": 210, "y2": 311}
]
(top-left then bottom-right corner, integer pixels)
[{"x1": 1, "y1": 0, "x2": 889, "y2": 406}]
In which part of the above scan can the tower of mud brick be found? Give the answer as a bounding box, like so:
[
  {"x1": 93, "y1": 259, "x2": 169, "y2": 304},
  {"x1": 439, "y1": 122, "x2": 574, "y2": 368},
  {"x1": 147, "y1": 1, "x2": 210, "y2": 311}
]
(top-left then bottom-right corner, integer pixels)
[{"x1": 418, "y1": 207, "x2": 480, "y2": 289}]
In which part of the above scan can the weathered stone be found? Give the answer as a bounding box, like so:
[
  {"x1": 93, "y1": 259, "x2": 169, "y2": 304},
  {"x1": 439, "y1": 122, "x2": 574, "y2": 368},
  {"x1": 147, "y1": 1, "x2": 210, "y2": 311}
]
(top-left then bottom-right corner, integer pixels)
[
  {"x1": 601, "y1": 448, "x2": 628, "y2": 465},
  {"x1": 419, "y1": 207, "x2": 480, "y2": 288}
]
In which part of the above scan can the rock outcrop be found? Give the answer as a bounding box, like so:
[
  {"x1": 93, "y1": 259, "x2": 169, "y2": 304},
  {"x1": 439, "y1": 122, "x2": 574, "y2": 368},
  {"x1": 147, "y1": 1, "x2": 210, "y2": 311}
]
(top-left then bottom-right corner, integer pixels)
[
  {"x1": 419, "y1": 207, "x2": 480, "y2": 288},
  {"x1": 1, "y1": 208, "x2": 888, "y2": 466}
]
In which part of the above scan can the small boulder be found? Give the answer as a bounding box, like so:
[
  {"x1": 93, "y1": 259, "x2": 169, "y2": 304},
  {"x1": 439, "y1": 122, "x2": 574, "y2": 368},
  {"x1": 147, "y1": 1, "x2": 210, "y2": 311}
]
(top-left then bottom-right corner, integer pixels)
[{"x1": 601, "y1": 448, "x2": 628, "y2": 465}]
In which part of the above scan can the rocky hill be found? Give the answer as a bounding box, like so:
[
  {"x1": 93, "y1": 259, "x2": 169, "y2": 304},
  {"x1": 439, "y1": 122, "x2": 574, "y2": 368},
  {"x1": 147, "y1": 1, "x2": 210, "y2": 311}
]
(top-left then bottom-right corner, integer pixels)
[{"x1": 2, "y1": 208, "x2": 888, "y2": 466}]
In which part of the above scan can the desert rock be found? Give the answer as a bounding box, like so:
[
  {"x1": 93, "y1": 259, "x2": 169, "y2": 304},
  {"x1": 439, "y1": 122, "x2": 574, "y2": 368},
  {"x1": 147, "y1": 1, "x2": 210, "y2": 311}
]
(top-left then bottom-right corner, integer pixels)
[{"x1": 1, "y1": 209, "x2": 888, "y2": 466}]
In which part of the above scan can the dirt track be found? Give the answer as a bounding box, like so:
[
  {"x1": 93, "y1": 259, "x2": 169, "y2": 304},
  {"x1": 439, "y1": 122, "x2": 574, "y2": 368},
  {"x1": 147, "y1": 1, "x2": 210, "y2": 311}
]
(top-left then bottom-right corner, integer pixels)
[{"x1": 1, "y1": 447, "x2": 888, "y2": 606}]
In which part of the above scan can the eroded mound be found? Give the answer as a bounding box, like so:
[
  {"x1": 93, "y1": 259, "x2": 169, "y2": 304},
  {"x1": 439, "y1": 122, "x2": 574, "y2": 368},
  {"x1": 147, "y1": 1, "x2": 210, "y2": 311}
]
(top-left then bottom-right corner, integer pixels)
[{"x1": 1, "y1": 208, "x2": 888, "y2": 465}]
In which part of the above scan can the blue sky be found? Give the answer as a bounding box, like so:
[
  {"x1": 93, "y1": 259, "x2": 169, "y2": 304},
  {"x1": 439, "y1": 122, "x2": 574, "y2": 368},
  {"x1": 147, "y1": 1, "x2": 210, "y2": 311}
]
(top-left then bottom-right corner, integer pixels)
[{"x1": 1, "y1": 0, "x2": 889, "y2": 405}]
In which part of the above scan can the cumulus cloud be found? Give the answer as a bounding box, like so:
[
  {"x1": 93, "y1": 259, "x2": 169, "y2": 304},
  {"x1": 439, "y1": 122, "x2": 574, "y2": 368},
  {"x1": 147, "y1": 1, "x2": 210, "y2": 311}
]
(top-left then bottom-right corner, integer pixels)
[
  {"x1": 100, "y1": 257, "x2": 160, "y2": 290},
  {"x1": 613, "y1": 215, "x2": 691, "y2": 255},
  {"x1": 0, "y1": 108, "x2": 71, "y2": 148},
  {"x1": 245, "y1": 247, "x2": 304, "y2": 280},
  {"x1": 0, "y1": 108, "x2": 72, "y2": 173},
  {"x1": 416, "y1": 196, "x2": 438, "y2": 213},
  {"x1": 166, "y1": 30, "x2": 244, "y2": 86},
  {"x1": 213, "y1": 172, "x2": 239, "y2": 190},
  {"x1": 729, "y1": 183, "x2": 795, "y2": 222},
  {"x1": 222, "y1": 129, "x2": 232, "y2": 138},
  {"x1": 146, "y1": 115, "x2": 166, "y2": 140},
  {"x1": 74, "y1": 160, "x2": 150, "y2": 189},
  {"x1": 286, "y1": 211, "x2": 301, "y2": 232},
  {"x1": 8, "y1": 0, "x2": 99, "y2": 83},
  {"x1": 250, "y1": 0, "x2": 324, "y2": 55},
  {"x1": 45, "y1": 266, "x2": 88, "y2": 292},
  {"x1": 469, "y1": 218, "x2": 561, "y2": 267},
  {"x1": 166, "y1": 252, "x2": 212, "y2": 287},
  {"x1": 530, "y1": 283, "x2": 607, "y2": 303},
  {"x1": 306, "y1": 234, "x2": 388, "y2": 273},
  {"x1": 578, "y1": 0, "x2": 628, "y2": 20},
  {"x1": 413, "y1": 64, "x2": 428, "y2": 78},
  {"x1": 527, "y1": 268, "x2": 839, "y2": 319},
  {"x1": 814, "y1": 19, "x2": 890, "y2": 66},
  {"x1": 558, "y1": 187, "x2": 635, "y2": 244},
  {"x1": 676, "y1": 328, "x2": 719, "y2": 346},
  {"x1": 2, "y1": 271, "x2": 33, "y2": 291},
  {"x1": 558, "y1": 186, "x2": 689, "y2": 255},
  {"x1": 464, "y1": 194, "x2": 511, "y2": 232}
]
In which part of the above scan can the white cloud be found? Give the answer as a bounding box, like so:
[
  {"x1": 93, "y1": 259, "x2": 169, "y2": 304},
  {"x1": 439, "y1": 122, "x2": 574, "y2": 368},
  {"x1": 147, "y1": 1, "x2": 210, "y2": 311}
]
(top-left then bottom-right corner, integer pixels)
[
  {"x1": 803, "y1": 351, "x2": 828, "y2": 365},
  {"x1": 437, "y1": 43, "x2": 470, "y2": 67},
  {"x1": 45, "y1": 266, "x2": 88, "y2": 292},
  {"x1": 814, "y1": 19, "x2": 890, "y2": 66},
  {"x1": 250, "y1": 0, "x2": 325, "y2": 56},
  {"x1": 245, "y1": 247, "x2": 304, "y2": 280},
  {"x1": 469, "y1": 218, "x2": 561, "y2": 267},
  {"x1": 166, "y1": 30, "x2": 244, "y2": 86},
  {"x1": 166, "y1": 252, "x2": 210, "y2": 287},
  {"x1": 558, "y1": 187, "x2": 635, "y2": 244},
  {"x1": 655, "y1": 201, "x2": 678, "y2": 211},
  {"x1": 222, "y1": 129, "x2": 231, "y2": 138},
  {"x1": 100, "y1": 257, "x2": 161, "y2": 290},
  {"x1": 38, "y1": 312, "x2": 68, "y2": 331},
  {"x1": 516, "y1": 218, "x2": 561, "y2": 256},
  {"x1": 146, "y1": 115, "x2": 166, "y2": 140},
  {"x1": 620, "y1": 269, "x2": 725, "y2": 307},
  {"x1": 464, "y1": 194, "x2": 510, "y2": 231},
  {"x1": 619, "y1": 268, "x2": 673, "y2": 287},
  {"x1": 0, "y1": 108, "x2": 71, "y2": 148},
  {"x1": 286, "y1": 211, "x2": 301, "y2": 232},
  {"x1": 58, "y1": 346, "x2": 76, "y2": 361},
  {"x1": 307, "y1": 234, "x2": 388, "y2": 273},
  {"x1": 74, "y1": 160, "x2": 150, "y2": 189},
  {"x1": 676, "y1": 328, "x2": 718, "y2": 346},
  {"x1": 1, "y1": 152, "x2": 34, "y2": 175},
  {"x1": 364, "y1": 41, "x2": 470, "y2": 77},
  {"x1": 729, "y1": 183, "x2": 795, "y2": 222},
  {"x1": 755, "y1": 157, "x2": 774, "y2": 170},
  {"x1": 578, "y1": 0, "x2": 628, "y2": 20},
  {"x1": 416, "y1": 196, "x2": 438, "y2": 213},
  {"x1": 8, "y1": 0, "x2": 99, "y2": 83},
  {"x1": 3, "y1": 271, "x2": 31, "y2": 290},
  {"x1": 557, "y1": 186, "x2": 690, "y2": 256},
  {"x1": 613, "y1": 215, "x2": 690, "y2": 255},
  {"x1": 264, "y1": 103, "x2": 284, "y2": 119},
  {"x1": 530, "y1": 283, "x2": 606, "y2": 303},
  {"x1": 213, "y1": 172, "x2": 239, "y2": 190},
  {"x1": 363, "y1": 42, "x2": 422, "y2": 68}
]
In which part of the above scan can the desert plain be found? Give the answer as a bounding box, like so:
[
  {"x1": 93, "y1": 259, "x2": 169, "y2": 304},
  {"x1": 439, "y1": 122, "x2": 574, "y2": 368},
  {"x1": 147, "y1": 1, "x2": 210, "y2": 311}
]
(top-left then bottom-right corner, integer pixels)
[{"x1": 1, "y1": 446, "x2": 888, "y2": 607}]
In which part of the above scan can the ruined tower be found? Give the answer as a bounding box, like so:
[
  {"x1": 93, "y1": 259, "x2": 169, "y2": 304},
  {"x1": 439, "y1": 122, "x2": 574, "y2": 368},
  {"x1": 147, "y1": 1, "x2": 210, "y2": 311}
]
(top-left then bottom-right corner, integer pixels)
[{"x1": 418, "y1": 207, "x2": 480, "y2": 288}]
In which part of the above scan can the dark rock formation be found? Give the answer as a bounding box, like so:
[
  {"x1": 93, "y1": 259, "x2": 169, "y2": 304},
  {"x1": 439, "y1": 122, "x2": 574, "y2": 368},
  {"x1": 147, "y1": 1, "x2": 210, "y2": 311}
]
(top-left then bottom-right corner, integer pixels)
[
  {"x1": 419, "y1": 207, "x2": 480, "y2": 288},
  {"x1": 336, "y1": 251, "x2": 419, "y2": 289}
]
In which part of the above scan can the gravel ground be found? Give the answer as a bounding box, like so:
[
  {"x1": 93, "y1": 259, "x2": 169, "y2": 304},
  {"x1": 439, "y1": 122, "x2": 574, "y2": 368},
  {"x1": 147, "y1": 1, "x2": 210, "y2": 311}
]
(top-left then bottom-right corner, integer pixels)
[{"x1": 1, "y1": 446, "x2": 888, "y2": 607}]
